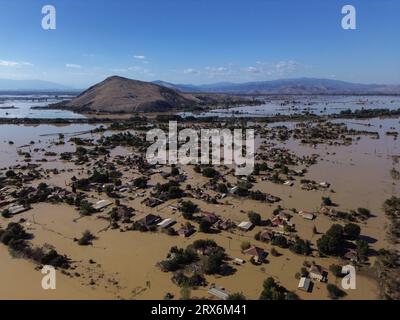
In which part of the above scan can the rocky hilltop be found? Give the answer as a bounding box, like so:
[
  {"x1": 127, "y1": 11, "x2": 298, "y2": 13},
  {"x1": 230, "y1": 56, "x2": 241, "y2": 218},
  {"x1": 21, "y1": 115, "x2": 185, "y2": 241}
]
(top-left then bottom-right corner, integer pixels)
[{"x1": 60, "y1": 76, "x2": 201, "y2": 113}]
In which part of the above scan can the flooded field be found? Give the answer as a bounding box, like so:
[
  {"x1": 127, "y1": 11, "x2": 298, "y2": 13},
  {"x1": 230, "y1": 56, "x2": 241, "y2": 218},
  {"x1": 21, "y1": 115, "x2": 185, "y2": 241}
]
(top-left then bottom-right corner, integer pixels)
[
  {"x1": 179, "y1": 95, "x2": 400, "y2": 118},
  {"x1": 0, "y1": 94, "x2": 83, "y2": 119}
]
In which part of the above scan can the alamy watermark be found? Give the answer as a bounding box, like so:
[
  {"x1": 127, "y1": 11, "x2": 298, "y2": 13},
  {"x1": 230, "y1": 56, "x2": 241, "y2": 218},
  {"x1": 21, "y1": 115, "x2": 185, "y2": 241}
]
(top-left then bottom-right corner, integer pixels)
[
  {"x1": 41, "y1": 5, "x2": 56, "y2": 30},
  {"x1": 146, "y1": 121, "x2": 255, "y2": 176},
  {"x1": 41, "y1": 265, "x2": 56, "y2": 290}
]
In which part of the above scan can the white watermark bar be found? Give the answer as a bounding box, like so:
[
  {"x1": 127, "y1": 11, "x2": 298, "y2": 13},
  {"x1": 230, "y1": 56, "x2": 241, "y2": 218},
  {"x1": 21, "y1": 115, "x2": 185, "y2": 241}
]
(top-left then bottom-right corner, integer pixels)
[{"x1": 146, "y1": 121, "x2": 255, "y2": 176}]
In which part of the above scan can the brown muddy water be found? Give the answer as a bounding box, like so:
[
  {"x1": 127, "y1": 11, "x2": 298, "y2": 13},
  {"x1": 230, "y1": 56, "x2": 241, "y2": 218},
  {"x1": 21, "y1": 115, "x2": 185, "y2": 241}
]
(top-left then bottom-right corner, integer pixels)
[{"x1": 0, "y1": 117, "x2": 398, "y2": 300}]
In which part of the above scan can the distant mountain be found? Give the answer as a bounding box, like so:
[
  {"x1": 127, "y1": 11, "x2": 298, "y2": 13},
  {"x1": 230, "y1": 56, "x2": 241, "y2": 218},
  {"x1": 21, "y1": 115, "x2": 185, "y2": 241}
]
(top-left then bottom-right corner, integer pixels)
[
  {"x1": 155, "y1": 78, "x2": 400, "y2": 95},
  {"x1": 152, "y1": 80, "x2": 201, "y2": 92},
  {"x1": 0, "y1": 79, "x2": 74, "y2": 91},
  {"x1": 60, "y1": 76, "x2": 201, "y2": 113}
]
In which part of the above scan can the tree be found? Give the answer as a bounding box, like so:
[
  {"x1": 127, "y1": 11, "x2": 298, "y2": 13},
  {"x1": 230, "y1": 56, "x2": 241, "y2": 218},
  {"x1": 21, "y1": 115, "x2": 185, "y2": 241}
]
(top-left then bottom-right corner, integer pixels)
[
  {"x1": 259, "y1": 277, "x2": 286, "y2": 300},
  {"x1": 133, "y1": 176, "x2": 148, "y2": 189},
  {"x1": 217, "y1": 183, "x2": 228, "y2": 193},
  {"x1": 290, "y1": 238, "x2": 312, "y2": 256},
  {"x1": 248, "y1": 212, "x2": 262, "y2": 226},
  {"x1": 1, "y1": 209, "x2": 11, "y2": 218},
  {"x1": 240, "y1": 241, "x2": 251, "y2": 251},
  {"x1": 322, "y1": 197, "x2": 333, "y2": 206},
  {"x1": 205, "y1": 250, "x2": 226, "y2": 275},
  {"x1": 357, "y1": 208, "x2": 371, "y2": 219},
  {"x1": 79, "y1": 201, "x2": 95, "y2": 216},
  {"x1": 272, "y1": 235, "x2": 288, "y2": 248},
  {"x1": 270, "y1": 248, "x2": 279, "y2": 257},
  {"x1": 180, "y1": 284, "x2": 191, "y2": 300},
  {"x1": 317, "y1": 224, "x2": 344, "y2": 256},
  {"x1": 327, "y1": 284, "x2": 346, "y2": 299},
  {"x1": 202, "y1": 167, "x2": 219, "y2": 178},
  {"x1": 171, "y1": 166, "x2": 180, "y2": 176},
  {"x1": 180, "y1": 201, "x2": 198, "y2": 214},
  {"x1": 78, "y1": 230, "x2": 96, "y2": 246},
  {"x1": 344, "y1": 223, "x2": 361, "y2": 240},
  {"x1": 356, "y1": 239, "x2": 369, "y2": 261},
  {"x1": 227, "y1": 292, "x2": 246, "y2": 300},
  {"x1": 329, "y1": 264, "x2": 343, "y2": 278},
  {"x1": 199, "y1": 219, "x2": 212, "y2": 233}
]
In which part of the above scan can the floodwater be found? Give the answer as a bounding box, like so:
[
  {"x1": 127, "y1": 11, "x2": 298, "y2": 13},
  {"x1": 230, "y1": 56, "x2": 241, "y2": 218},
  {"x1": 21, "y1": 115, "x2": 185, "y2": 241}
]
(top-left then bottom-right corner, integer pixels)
[
  {"x1": 0, "y1": 97, "x2": 399, "y2": 300},
  {"x1": 179, "y1": 95, "x2": 400, "y2": 118},
  {"x1": 0, "y1": 94, "x2": 84, "y2": 119}
]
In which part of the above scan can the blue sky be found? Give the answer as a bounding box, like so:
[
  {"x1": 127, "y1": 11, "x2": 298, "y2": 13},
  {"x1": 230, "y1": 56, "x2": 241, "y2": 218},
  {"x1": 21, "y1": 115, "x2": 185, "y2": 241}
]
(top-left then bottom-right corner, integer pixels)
[{"x1": 0, "y1": 0, "x2": 399, "y2": 88}]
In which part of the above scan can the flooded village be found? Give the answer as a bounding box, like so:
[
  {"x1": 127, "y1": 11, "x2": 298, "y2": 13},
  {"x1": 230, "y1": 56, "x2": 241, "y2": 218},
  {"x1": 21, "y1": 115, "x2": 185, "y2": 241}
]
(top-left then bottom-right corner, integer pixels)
[{"x1": 0, "y1": 93, "x2": 399, "y2": 300}]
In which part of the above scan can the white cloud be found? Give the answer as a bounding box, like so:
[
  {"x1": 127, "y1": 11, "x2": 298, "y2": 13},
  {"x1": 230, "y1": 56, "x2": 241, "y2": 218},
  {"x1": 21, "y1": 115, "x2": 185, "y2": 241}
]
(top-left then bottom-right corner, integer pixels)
[
  {"x1": 183, "y1": 68, "x2": 199, "y2": 74},
  {"x1": 134, "y1": 55, "x2": 146, "y2": 60},
  {"x1": 110, "y1": 65, "x2": 154, "y2": 77},
  {"x1": 245, "y1": 66, "x2": 261, "y2": 73},
  {"x1": 243, "y1": 60, "x2": 301, "y2": 77},
  {"x1": 66, "y1": 64, "x2": 82, "y2": 69},
  {"x1": 0, "y1": 60, "x2": 33, "y2": 67}
]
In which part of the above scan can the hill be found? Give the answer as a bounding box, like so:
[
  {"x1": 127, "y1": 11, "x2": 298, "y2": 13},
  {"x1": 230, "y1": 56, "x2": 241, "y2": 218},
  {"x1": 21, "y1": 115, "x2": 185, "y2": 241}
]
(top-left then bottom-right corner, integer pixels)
[{"x1": 62, "y1": 76, "x2": 201, "y2": 113}]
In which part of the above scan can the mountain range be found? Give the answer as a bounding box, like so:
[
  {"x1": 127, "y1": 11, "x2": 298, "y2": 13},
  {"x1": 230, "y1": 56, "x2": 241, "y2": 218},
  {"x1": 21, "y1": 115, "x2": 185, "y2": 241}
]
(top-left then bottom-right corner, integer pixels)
[
  {"x1": 153, "y1": 78, "x2": 400, "y2": 95},
  {"x1": 0, "y1": 79, "x2": 74, "y2": 91}
]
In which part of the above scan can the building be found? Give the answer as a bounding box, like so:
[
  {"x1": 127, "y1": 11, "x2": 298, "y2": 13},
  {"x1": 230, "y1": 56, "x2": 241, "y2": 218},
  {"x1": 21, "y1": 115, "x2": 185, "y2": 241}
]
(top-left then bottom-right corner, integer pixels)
[
  {"x1": 259, "y1": 229, "x2": 274, "y2": 242},
  {"x1": 201, "y1": 211, "x2": 219, "y2": 224},
  {"x1": 177, "y1": 224, "x2": 195, "y2": 237},
  {"x1": 298, "y1": 277, "x2": 312, "y2": 292},
  {"x1": 244, "y1": 246, "x2": 267, "y2": 263},
  {"x1": 271, "y1": 216, "x2": 285, "y2": 228},
  {"x1": 138, "y1": 214, "x2": 160, "y2": 227},
  {"x1": 115, "y1": 206, "x2": 134, "y2": 219},
  {"x1": 308, "y1": 265, "x2": 327, "y2": 282},
  {"x1": 217, "y1": 219, "x2": 235, "y2": 231},
  {"x1": 299, "y1": 211, "x2": 315, "y2": 220},
  {"x1": 157, "y1": 218, "x2": 176, "y2": 229},
  {"x1": 208, "y1": 285, "x2": 229, "y2": 300},
  {"x1": 93, "y1": 199, "x2": 112, "y2": 211},
  {"x1": 344, "y1": 249, "x2": 359, "y2": 262},
  {"x1": 276, "y1": 210, "x2": 292, "y2": 221},
  {"x1": 237, "y1": 221, "x2": 253, "y2": 231},
  {"x1": 8, "y1": 204, "x2": 29, "y2": 215}
]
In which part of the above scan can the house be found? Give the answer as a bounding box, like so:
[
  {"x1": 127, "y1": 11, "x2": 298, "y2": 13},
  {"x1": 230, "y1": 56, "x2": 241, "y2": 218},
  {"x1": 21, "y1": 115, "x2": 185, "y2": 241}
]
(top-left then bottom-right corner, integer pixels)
[
  {"x1": 208, "y1": 285, "x2": 229, "y2": 300},
  {"x1": 320, "y1": 206, "x2": 337, "y2": 217},
  {"x1": 138, "y1": 214, "x2": 160, "y2": 227},
  {"x1": 271, "y1": 216, "x2": 286, "y2": 228},
  {"x1": 229, "y1": 186, "x2": 238, "y2": 194},
  {"x1": 233, "y1": 258, "x2": 245, "y2": 265},
  {"x1": 201, "y1": 211, "x2": 219, "y2": 224},
  {"x1": 344, "y1": 249, "x2": 359, "y2": 262},
  {"x1": 308, "y1": 265, "x2": 327, "y2": 282},
  {"x1": 157, "y1": 218, "x2": 176, "y2": 229},
  {"x1": 244, "y1": 246, "x2": 267, "y2": 263},
  {"x1": 177, "y1": 224, "x2": 195, "y2": 237},
  {"x1": 259, "y1": 230, "x2": 274, "y2": 242},
  {"x1": 319, "y1": 181, "x2": 330, "y2": 188},
  {"x1": 93, "y1": 199, "x2": 112, "y2": 211},
  {"x1": 142, "y1": 197, "x2": 164, "y2": 207},
  {"x1": 115, "y1": 206, "x2": 134, "y2": 219},
  {"x1": 299, "y1": 211, "x2": 315, "y2": 220},
  {"x1": 8, "y1": 204, "x2": 29, "y2": 215},
  {"x1": 0, "y1": 199, "x2": 10, "y2": 208},
  {"x1": 298, "y1": 277, "x2": 312, "y2": 292},
  {"x1": 217, "y1": 219, "x2": 235, "y2": 231},
  {"x1": 277, "y1": 210, "x2": 292, "y2": 221},
  {"x1": 237, "y1": 221, "x2": 253, "y2": 231}
]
